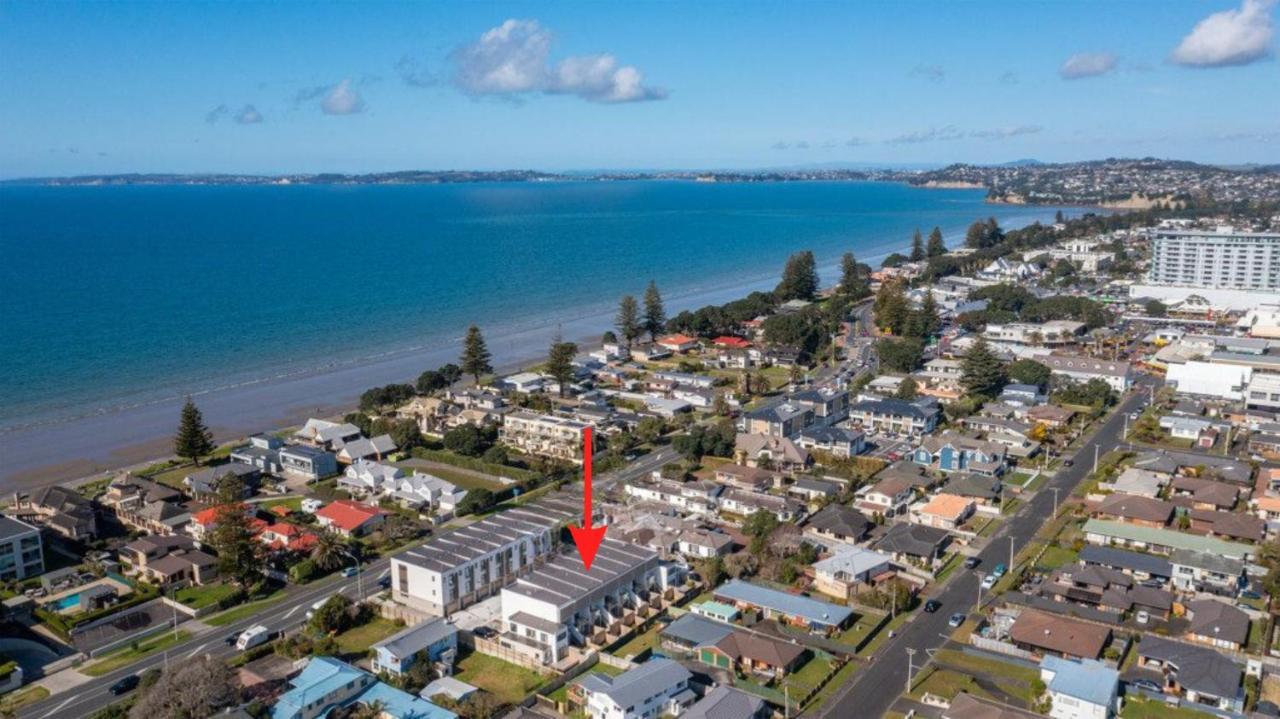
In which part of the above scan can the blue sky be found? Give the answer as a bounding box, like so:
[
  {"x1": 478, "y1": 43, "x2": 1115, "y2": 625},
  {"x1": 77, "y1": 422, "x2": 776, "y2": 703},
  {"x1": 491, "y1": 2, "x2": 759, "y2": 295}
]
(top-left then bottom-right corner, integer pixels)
[{"x1": 2, "y1": 1, "x2": 1277, "y2": 176}]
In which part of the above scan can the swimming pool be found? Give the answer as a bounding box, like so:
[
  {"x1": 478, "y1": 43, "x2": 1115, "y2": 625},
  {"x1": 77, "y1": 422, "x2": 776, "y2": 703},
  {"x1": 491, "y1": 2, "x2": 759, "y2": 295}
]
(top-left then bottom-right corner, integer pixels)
[{"x1": 51, "y1": 593, "x2": 81, "y2": 611}]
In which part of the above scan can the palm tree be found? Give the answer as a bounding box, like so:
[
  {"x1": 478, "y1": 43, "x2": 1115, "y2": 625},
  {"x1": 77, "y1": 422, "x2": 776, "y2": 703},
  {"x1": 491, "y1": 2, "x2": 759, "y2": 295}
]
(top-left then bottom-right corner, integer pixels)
[
  {"x1": 310, "y1": 529, "x2": 346, "y2": 571},
  {"x1": 350, "y1": 700, "x2": 387, "y2": 719}
]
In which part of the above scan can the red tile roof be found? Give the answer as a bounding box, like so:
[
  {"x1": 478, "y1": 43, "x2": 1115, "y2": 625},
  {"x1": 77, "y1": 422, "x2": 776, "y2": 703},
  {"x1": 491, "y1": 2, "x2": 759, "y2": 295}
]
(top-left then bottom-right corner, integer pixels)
[
  {"x1": 713, "y1": 336, "x2": 752, "y2": 349},
  {"x1": 314, "y1": 499, "x2": 386, "y2": 532},
  {"x1": 259, "y1": 522, "x2": 318, "y2": 552},
  {"x1": 192, "y1": 503, "x2": 253, "y2": 526},
  {"x1": 659, "y1": 334, "x2": 698, "y2": 346}
]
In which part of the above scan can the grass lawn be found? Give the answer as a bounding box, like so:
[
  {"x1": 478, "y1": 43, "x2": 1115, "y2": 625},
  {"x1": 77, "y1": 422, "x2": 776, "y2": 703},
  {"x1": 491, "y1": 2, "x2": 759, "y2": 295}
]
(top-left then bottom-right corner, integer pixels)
[
  {"x1": 205, "y1": 587, "x2": 289, "y2": 626},
  {"x1": 610, "y1": 624, "x2": 663, "y2": 659},
  {"x1": 933, "y1": 649, "x2": 1039, "y2": 701},
  {"x1": 259, "y1": 496, "x2": 303, "y2": 513},
  {"x1": 335, "y1": 617, "x2": 403, "y2": 656},
  {"x1": 858, "y1": 611, "x2": 913, "y2": 657},
  {"x1": 547, "y1": 663, "x2": 625, "y2": 704},
  {"x1": 1248, "y1": 619, "x2": 1267, "y2": 653},
  {"x1": 836, "y1": 609, "x2": 886, "y2": 649},
  {"x1": 806, "y1": 659, "x2": 861, "y2": 710},
  {"x1": 783, "y1": 653, "x2": 836, "y2": 694},
  {"x1": 0, "y1": 685, "x2": 50, "y2": 713},
  {"x1": 1120, "y1": 697, "x2": 1219, "y2": 718},
  {"x1": 1035, "y1": 544, "x2": 1079, "y2": 571},
  {"x1": 82, "y1": 630, "x2": 191, "y2": 676},
  {"x1": 455, "y1": 651, "x2": 547, "y2": 705},
  {"x1": 145, "y1": 464, "x2": 193, "y2": 490},
  {"x1": 174, "y1": 582, "x2": 239, "y2": 609},
  {"x1": 935, "y1": 553, "x2": 965, "y2": 583},
  {"x1": 908, "y1": 666, "x2": 993, "y2": 701}
]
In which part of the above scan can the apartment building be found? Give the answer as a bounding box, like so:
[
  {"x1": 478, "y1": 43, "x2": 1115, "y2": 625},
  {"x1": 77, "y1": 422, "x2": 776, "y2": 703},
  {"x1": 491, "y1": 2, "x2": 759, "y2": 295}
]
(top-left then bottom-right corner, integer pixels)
[
  {"x1": 500, "y1": 411, "x2": 592, "y2": 463},
  {"x1": 0, "y1": 516, "x2": 44, "y2": 581},
  {"x1": 1148, "y1": 228, "x2": 1280, "y2": 291},
  {"x1": 391, "y1": 498, "x2": 577, "y2": 615}
]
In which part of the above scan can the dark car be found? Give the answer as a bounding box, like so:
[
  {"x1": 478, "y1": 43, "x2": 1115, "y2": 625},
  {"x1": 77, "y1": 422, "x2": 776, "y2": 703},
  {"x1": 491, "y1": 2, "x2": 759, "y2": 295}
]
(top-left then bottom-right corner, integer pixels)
[
  {"x1": 1241, "y1": 589, "x2": 1263, "y2": 600},
  {"x1": 964, "y1": 557, "x2": 981, "y2": 569},
  {"x1": 110, "y1": 675, "x2": 140, "y2": 695},
  {"x1": 377, "y1": 576, "x2": 392, "y2": 589},
  {"x1": 1128, "y1": 678, "x2": 1162, "y2": 693},
  {"x1": 1063, "y1": 458, "x2": 1074, "y2": 467},
  {"x1": 923, "y1": 599, "x2": 941, "y2": 613},
  {"x1": 224, "y1": 633, "x2": 239, "y2": 646},
  {"x1": 473, "y1": 626, "x2": 497, "y2": 639}
]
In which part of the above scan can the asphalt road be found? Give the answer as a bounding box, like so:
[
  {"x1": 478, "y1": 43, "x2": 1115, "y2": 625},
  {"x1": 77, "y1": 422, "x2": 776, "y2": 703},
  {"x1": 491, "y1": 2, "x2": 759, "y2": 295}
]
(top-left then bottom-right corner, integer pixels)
[{"x1": 817, "y1": 376, "x2": 1156, "y2": 719}]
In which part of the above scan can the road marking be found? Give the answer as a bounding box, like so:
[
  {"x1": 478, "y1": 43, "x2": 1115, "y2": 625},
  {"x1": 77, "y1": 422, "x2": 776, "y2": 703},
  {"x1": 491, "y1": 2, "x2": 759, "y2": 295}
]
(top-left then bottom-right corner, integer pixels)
[
  {"x1": 283, "y1": 604, "x2": 301, "y2": 619},
  {"x1": 378, "y1": 568, "x2": 389, "y2": 579},
  {"x1": 186, "y1": 641, "x2": 209, "y2": 658},
  {"x1": 43, "y1": 696, "x2": 76, "y2": 717}
]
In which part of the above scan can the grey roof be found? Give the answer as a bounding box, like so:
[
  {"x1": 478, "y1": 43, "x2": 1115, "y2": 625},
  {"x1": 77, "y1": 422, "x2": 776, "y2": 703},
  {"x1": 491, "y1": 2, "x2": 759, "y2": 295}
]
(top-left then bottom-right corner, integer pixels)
[
  {"x1": 713, "y1": 580, "x2": 852, "y2": 627},
  {"x1": 874, "y1": 522, "x2": 950, "y2": 557},
  {"x1": 396, "y1": 502, "x2": 575, "y2": 574},
  {"x1": 805, "y1": 505, "x2": 872, "y2": 539},
  {"x1": 744, "y1": 400, "x2": 810, "y2": 424},
  {"x1": 503, "y1": 538, "x2": 659, "y2": 611},
  {"x1": 372, "y1": 617, "x2": 457, "y2": 658},
  {"x1": 798, "y1": 425, "x2": 863, "y2": 444},
  {"x1": 0, "y1": 516, "x2": 38, "y2": 541},
  {"x1": 682, "y1": 686, "x2": 766, "y2": 719},
  {"x1": 509, "y1": 611, "x2": 562, "y2": 635},
  {"x1": 850, "y1": 397, "x2": 939, "y2": 420},
  {"x1": 1187, "y1": 600, "x2": 1250, "y2": 646},
  {"x1": 577, "y1": 658, "x2": 691, "y2": 709},
  {"x1": 946, "y1": 474, "x2": 1002, "y2": 500},
  {"x1": 791, "y1": 478, "x2": 841, "y2": 495},
  {"x1": 1169, "y1": 548, "x2": 1244, "y2": 576},
  {"x1": 1138, "y1": 635, "x2": 1242, "y2": 699},
  {"x1": 1135, "y1": 450, "x2": 1254, "y2": 486},
  {"x1": 661, "y1": 613, "x2": 734, "y2": 647}
]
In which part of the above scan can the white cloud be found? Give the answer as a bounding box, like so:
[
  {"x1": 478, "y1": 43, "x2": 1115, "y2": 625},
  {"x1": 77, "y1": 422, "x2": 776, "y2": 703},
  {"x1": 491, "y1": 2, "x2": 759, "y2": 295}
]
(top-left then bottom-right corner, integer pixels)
[
  {"x1": 885, "y1": 126, "x2": 966, "y2": 144},
  {"x1": 1060, "y1": 52, "x2": 1118, "y2": 79},
  {"x1": 1170, "y1": 0, "x2": 1275, "y2": 67},
  {"x1": 451, "y1": 19, "x2": 665, "y2": 103},
  {"x1": 235, "y1": 105, "x2": 263, "y2": 124},
  {"x1": 969, "y1": 125, "x2": 1042, "y2": 140},
  {"x1": 321, "y1": 79, "x2": 364, "y2": 115}
]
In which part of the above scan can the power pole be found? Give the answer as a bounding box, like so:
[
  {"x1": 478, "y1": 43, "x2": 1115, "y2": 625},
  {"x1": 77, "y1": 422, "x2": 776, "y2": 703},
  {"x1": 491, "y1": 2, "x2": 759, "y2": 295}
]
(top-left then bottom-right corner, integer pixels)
[{"x1": 906, "y1": 648, "x2": 917, "y2": 694}]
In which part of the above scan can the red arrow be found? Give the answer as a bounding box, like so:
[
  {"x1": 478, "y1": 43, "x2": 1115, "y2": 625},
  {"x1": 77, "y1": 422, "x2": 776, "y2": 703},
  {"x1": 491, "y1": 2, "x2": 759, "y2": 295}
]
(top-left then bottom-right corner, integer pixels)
[{"x1": 568, "y1": 426, "x2": 607, "y2": 570}]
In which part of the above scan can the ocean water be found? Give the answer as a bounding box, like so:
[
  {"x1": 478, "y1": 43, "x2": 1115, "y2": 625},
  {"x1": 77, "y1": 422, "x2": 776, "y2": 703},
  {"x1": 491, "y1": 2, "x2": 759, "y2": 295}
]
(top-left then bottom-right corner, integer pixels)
[{"x1": 0, "y1": 180, "x2": 1075, "y2": 433}]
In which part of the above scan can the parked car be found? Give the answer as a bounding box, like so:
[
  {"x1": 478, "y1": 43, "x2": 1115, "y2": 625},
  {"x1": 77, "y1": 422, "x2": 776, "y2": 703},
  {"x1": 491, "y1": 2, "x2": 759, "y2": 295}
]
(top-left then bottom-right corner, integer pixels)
[
  {"x1": 1241, "y1": 589, "x2": 1263, "y2": 600},
  {"x1": 1063, "y1": 458, "x2": 1074, "y2": 467},
  {"x1": 110, "y1": 675, "x2": 140, "y2": 695},
  {"x1": 948, "y1": 613, "x2": 966, "y2": 628},
  {"x1": 992, "y1": 564, "x2": 1007, "y2": 578},
  {"x1": 1128, "y1": 678, "x2": 1162, "y2": 693},
  {"x1": 377, "y1": 576, "x2": 392, "y2": 589},
  {"x1": 473, "y1": 626, "x2": 497, "y2": 639},
  {"x1": 964, "y1": 557, "x2": 981, "y2": 569},
  {"x1": 981, "y1": 574, "x2": 997, "y2": 590},
  {"x1": 342, "y1": 566, "x2": 359, "y2": 578},
  {"x1": 923, "y1": 599, "x2": 941, "y2": 613},
  {"x1": 1136, "y1": 610, "x2": 1150, "y2": 625},
  {"x1": 236, "y1": 625, "x2": 272, "y2": 651}
]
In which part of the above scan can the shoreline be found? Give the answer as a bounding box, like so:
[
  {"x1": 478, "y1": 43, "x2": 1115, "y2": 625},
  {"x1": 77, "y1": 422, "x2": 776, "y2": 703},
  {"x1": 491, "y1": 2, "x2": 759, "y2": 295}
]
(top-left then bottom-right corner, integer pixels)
[{"x1": 0, "y1": 203, "x2": 1078, "y2": 493}]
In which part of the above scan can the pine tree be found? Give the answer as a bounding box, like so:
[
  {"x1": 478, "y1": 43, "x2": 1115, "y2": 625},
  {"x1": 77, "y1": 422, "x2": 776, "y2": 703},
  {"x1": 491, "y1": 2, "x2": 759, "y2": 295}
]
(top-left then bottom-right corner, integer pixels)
[
  {"x1": 174, "y1": 396, "x2": 214, "y2": 465},
  {"x1": 926, "y1": 226, "x2": 946, "y2": 257},
  {"x1": 616, "y1": 295, "x2": 641, "y2": 347},
  {"x1": 909, "y1": 229, "x2": 925, "y2": 262},
  {"x1": 775, "y1": 250, "x2": 819, "y2": 301},
  {"x1": 960, "y1": 336, "x2": 1007, "y2": 398},
  {"x1": 894, "y1": 377, "x2": 919, "y2": 400},
  {"x1": 642, "y1": 280, "x2": 666, "y2": 340},
  {"x1": 546, "y1": 331, "x2": 577, "y2": 398},
  {"x1": 917, "y1": 291, "x2": 940, "y2": 339},
  {"x1": 839, "y1": 252, "x2": 868, "y2": 299},
  {"x1": 210, "y1": 478, "x2": 264, "y2": 589},
  {"x1": 460, "y1": 325, "x2": 492, "y2": 384},
  {"x1": 873, "y1": 280, "x2": 910, "y2": 335}
]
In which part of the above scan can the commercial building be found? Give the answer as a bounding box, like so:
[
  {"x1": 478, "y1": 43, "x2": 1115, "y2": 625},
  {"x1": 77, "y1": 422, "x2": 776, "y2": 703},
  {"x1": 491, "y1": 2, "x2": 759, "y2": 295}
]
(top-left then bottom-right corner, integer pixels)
[
  {"x1": 392, "y1": 500, "x2": 575, "y2": 616},
  {"x1": 498, "y1": 538, "x2": 671, "y2": 665},
  {"x1": 0, "y1": 516, "x2": 44, "y2": 581},
  {"x1": 500, "y1": 411, "x2": 592, "y2": 463},
  {"x1": 1148, "y1": 227, "x2": 1280, "y2": 291}
]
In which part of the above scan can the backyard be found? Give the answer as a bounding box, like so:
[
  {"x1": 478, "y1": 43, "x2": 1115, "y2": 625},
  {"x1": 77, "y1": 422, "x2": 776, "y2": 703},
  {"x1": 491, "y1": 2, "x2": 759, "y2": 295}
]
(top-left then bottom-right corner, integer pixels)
[
  {"x1": 454, "y1": 651, "x2": 548, "y2": 705},
  {"x1": 334, "y1": 617, "x2": 403, "y2": 657},
  {"x1": 608, "y1": 622, "x2": 664, "y2": 660}
]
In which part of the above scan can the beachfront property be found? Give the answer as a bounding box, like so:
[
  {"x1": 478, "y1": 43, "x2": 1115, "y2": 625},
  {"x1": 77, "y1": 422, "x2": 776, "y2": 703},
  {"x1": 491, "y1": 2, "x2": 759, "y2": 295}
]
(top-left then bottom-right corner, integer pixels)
[
  {"x1": 183, "y1": 462, "x2": 260, "y2": 500},
  {"x1": 230, "y1": 434, "x2": 285, "y2": 474},
  {"x1": 712, "y1": 579, "x2": 853, "y2": 634},
  {"x1": 369, "y1": 617, "x2": 459, "y2": 677},
  {"x1": 498, "y1": 538, "x2": 674, "y2": 665},
  {"x1": 574, "y1": 657, "x2": 695, "y2": 719},
  {"x1": 292, "y1": 419, "x2": 363, "y2": 451},
  {"x1": 279, "y1": 444, "x2": 338, "y2": 481},
  {"x1": 100, "y1": 474, "x2": 189, "y2": 536},
  {"x1": 336, "y1": 433, "x2": 398, "y2": 464},
  {"x1": 0, "y1": 516, "x2": 44, "y2": 581},
  {"x1": 270, "y1": 656, "x2": 456, "y2": 719},
  {"x1": 8, "y1": 484, "x2": 98, "y2": 540},
  {"x1": 391, "y1": 500, "x2": 575, "y2": 616},
  {"x1": 499, "y1": 410, "x2": 592, "y2": 464}
]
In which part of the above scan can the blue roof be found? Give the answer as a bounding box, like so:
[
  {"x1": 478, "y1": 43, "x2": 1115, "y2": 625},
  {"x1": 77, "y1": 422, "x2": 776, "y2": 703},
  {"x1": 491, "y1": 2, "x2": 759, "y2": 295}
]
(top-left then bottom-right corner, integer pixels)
[
  {"x1": 1041, "y1": 655, "x2": 1119, "y2": 707},
  {"x1": 713, "y1": 580, "x2": 853, "y2": 627},
  {"x1": 272, "y1": 657, "x2": 456, "y2": 719}
]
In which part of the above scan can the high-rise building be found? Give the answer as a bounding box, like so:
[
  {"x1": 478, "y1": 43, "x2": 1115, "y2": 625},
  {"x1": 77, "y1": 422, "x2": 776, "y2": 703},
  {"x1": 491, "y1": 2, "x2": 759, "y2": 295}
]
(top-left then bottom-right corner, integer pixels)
[{"x1": 1148, "y1": 228, "x2": 1280, "y2": 291}]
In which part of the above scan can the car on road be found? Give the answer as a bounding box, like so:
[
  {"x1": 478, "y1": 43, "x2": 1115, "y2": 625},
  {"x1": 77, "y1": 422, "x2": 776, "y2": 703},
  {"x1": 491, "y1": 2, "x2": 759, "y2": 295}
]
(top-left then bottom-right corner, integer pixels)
[
  {"x1": 377, "y1": 575, "x2": 392, "y2": 589},
  {"x1": 224, "y1": 633, "x2": 239, "y2": 646},
  {"x1": 236, "y1": 625, "x2": 272, "y2": 651},
  {"x1": 948, "y1": 613, "x2": 966, "y2": 628},
  {"x1": 110, "y1": 675, "x2": 140, "y2": 695},
  {"x1": 342, "y1": 566, "x2": 359, "y2": 578},
  {"x1": 981, "y1": 574, "x2": 998, "y2": 590},
  {"x1": 923, "y1": 599, "x2": 941, "y2": 613},
  {"x1": 992, "y1": 564, "x2": 1007, "y2": 578},
  {"x1": 964, "y1": 557, "x2": 981, "y2": 569},
  {"x1": 1063, "y1": 458, "x2": 1074, "y2": 467}
]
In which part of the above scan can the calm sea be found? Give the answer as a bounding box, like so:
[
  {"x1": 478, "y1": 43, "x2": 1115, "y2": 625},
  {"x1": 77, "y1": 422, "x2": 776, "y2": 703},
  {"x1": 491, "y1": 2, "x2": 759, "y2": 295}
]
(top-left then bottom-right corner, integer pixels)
[{"x1": 0, "y1": 180, "x2": 1075, "y2": 432}]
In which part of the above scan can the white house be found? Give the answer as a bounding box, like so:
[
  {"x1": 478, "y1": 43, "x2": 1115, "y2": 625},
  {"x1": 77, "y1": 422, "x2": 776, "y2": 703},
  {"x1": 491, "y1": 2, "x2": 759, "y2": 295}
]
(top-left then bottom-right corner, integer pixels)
[
  {"x1": 577, "y1": 658, "x2": 695, "y2": 719},
  {"x1": 1040, "y1": 656, "x2": 1120, "y2": 719},
  {"x1": 340, "y1": 460, "x2": 403, "y2": 496}
]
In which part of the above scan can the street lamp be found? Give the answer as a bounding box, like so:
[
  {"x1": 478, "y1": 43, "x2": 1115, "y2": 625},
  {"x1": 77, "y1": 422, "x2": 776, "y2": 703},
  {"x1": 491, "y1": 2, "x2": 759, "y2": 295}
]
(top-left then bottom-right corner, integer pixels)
[
  {"x1": 340, "y1": 548, "x2": 363, "y2": 602},
  {"x1": 906, "y1": 648, "x2": 917, "y2": 694},
  {"x1": 1050, "y1": 487, "x2": 1060, "y2": 517},
  {"x1": 1008, "y1": 536, "x2": 1015, "y2": 572},
  {"x1": 975, "y1": 573, "x2": 985, "y2": 612}
]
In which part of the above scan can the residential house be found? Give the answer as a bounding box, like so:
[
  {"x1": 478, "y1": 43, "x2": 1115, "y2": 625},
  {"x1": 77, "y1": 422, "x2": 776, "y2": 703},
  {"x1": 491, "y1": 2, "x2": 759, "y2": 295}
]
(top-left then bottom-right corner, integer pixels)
[
  {"x1": 336, "y1": 434, "x2": 398, "y2": 464},
  {"x1": 1103, "y1": 468, "x2": 1168, "y2": 499},
  {"x1": 1081, "y1": 519, "x2": 1254, "y2": 561},
  {"x1": 230, "y1": 434, "x2": 285, "y2": 474},
  {"x1": 676, "y1": 529, "x2": 733, "y2": 558},
  {"x1": 660, "y1": 613, "x2": 735, "y2": 654},
  {"x1": 912, "y1": 431, "x2": 1007, "y2": 476},
  {"x1": 631, "y1": 343, "x2": 671, "y2": 362},
  {"x1": 812, "y1": 546, "x2": 893, "y2": 601},
  {"x1": 1035, "y1": 355, "x2": 1132, "y2": 393},
  {"x1": 391, "y1": 474, "x2": 467, "y2": 513},
  {"x1": 1077, "y1": 545, "x2": 1172, "y2": 584},
  {"x1": 741, "y1": 400, "x2": 813, "y2": 438},
  {"x1": 848, "y1": 397, "x2": 941, "y2": 436},
  {"x1": 1186, "y1": 508, "x2": 1265, "y2": 543},
  {"x1": 370, "y1": 618, "x2": 459, "y2": 677},
  {"x1": 136, "y1": 546, "x2": 217, "y2": 587},
  {"x1": 910, "y1": 493, "x2": 975, "y2": 531},
  {"x1": 734, "y1": 434, "x2": 812, "y2": 472},
  {"x1": 697, "y1": 631, "x2": 808, "y2": 680},
  {"x1": 712, "y1": 579, "x2": 853, "y2": 634},
  {"x1": 945, "y1": 474, "x2": 1003, "y2": 507},
  {"x1": 874, "y1": 523, "x2": 951, "y2": 570},
  {"x1": 280, "y1": 445, "x2": 338, "y2": 481},
  {"x1": 856, "y1": 474, "x2": 916, "y2": 517},
  {"x1": 656, "y1": 334, "x2": 699, "y2": 353},
  {"x1": 270, "y1": 656, "x2": 455, "y2": 719},
  {"x1": 682, "y1": 686, "x2": 769, "y2": 719},
  {"x1": 101, "y1": 475, "x2": 188, "y2": 536},
  {"x1": 713, "y1": 464, "x2": 778, "y2": 492},
  {"x1": 796, "y1": 426, "x2": 865, "y2": 458},
  {"x1": 292, "y1": 419, "x2": 362, "y2": 451},
  {"x1": 1168, "y1": 477, "x2": 1238, "y2": 511},
  {"x1": 575, "y1": 658, "x2": 695, "y2": 719},
  {"x1": 804, "y1": 505, "x2": 873, "y2": 545},
  {"x1": 1135, "y1": 636, "x2": 1243, "y2": 714},
  {"x1": 340, "y1": 459, "x2": 403, "y2": 497},
  {"x1": 1091, "y1": 495, "x2": 1174, "y2": 528},
  {"x1": 719, "y1": 489, "x2": 803, "y2": 522},
  {"x1": 788, "y1": 478, "x2": 842, "y2": 503},
  {"x1": 10, "y1": 485, "x2": 97, "y2": 540},
  {"x1": 500, "y1": 411, "x2": 592, "y2": 464},
  {"x1": 1009, "y1": 609, "x2": 1111, "y2": 660},
  {"x1": 258, "y1": 523, "x2": 318, "y2": 554},
  {"x1": 1026, "y1": 404, "x2": 1076, "y2": 429},
  {"x1": 1039, "y1": 656, "x2": 1119, "y2": 719},
  {"x1": 314, "y1": 500, "x2": 387, "y2": 538},
  {"x1": 187, "y1": 504, "x2": 266, "y2": 544},
  {"x1": 1185, "y1": 599, "x2": 1249, "y2": 651},
  {"x1": 183, "y1": 463, "x2": 259, "y2": 501}
]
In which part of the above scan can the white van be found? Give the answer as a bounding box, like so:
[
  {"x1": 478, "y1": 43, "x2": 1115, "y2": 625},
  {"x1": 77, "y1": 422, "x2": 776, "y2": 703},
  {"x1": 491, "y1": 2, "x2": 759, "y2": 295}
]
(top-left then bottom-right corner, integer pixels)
[
  {"x1": 235, "y1": 625, "x2": 271, "y2": 651},
  {"x1": 305, "y1": 597, "x2": 332, "y2": 620}
]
